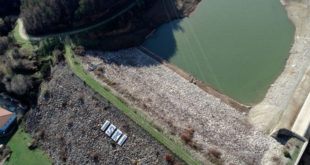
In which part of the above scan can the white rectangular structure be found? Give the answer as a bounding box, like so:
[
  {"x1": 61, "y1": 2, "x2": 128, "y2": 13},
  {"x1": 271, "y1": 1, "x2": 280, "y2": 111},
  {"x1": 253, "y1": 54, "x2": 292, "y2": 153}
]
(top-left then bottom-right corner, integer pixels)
[
  {"x1": 105, "y1": 124, "x2": 116, "y2": 137},
  {"x1": 111, "y1": 129, "x2": 122, "y2": 142},
  {"x1": 101, "y1": 120, "x2": 110, "y2": 132},
  {"x1": 118, "y1": 135, "x2": 127, "y2": 146}
]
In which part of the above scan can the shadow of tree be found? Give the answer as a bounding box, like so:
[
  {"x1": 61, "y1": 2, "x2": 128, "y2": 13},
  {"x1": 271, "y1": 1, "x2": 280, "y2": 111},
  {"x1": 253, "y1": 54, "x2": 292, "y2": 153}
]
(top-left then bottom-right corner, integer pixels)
[
  {"x1": 143, "y1": 19, "x2": 184, "y2": 61},
  {"x1": 83, "y1": 19, "x2": 183, "y2": 68}
]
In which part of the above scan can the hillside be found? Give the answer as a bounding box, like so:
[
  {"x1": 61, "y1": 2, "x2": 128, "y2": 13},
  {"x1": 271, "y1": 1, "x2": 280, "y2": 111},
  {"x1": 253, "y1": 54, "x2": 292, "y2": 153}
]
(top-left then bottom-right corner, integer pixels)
[
  {"x1": 21, "y1": 0, "x2": 149, "y2": 35},
  {"x1": 73, "y1": 0, "x2": 201, "y2": 50},
  {"x1": 20, "y1": 0, "x2": 201, "y2": 51}
]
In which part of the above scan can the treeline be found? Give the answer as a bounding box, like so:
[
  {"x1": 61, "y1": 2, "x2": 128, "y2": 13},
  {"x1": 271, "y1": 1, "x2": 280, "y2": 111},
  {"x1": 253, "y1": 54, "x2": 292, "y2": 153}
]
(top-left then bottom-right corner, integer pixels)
[
  {"x1": 0, "y1": 0, "x2": 20, "y2": 16},
  {"x1": 0, "y1": 17, "x2": 18, "y2": 36},
  {"x1": 73, "y1": 0, "x2": 201, "y2": 50},
  {"x1": 0, "y1": 32, "x2": 64, "y2": 104},
  {"x1": 21, "y1": 0, "x2": 139, "y2": 35}
]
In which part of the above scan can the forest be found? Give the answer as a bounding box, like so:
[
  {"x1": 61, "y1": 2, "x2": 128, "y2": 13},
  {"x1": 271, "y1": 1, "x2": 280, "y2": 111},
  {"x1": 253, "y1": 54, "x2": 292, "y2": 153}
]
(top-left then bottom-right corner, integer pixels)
[
  {"x1": 0, "y1": 0, "x2": 20, "y2": 16},
  {"x1": 20, "y1": 0, "x2": 148, "y2": 35}
]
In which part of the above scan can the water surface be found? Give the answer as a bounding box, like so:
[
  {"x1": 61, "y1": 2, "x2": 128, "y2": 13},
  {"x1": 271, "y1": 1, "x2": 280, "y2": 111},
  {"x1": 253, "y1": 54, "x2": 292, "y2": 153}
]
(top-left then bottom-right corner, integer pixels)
[{"x1": 143, "y1": 0, "x2": 294, "y2": 105}]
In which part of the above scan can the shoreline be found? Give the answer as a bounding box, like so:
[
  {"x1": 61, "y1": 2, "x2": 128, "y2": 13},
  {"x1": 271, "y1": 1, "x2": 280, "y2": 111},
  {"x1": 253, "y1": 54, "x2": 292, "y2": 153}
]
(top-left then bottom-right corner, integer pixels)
[
  {"x1": 249, "y1": 0, "x2": 310, "y2": 133},
  {"x1": 138, "y1": 46, "x2": 251, "y2": 112},
  {"x1": 80, "y1": 48, "x2": 277, "y2": 164}
]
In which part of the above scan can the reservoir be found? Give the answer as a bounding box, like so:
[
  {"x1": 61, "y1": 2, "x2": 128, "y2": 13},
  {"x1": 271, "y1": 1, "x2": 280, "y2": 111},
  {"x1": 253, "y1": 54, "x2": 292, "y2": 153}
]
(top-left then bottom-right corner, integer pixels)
[{"x1": 143, "y1": 0, "x2": 294, "y2": 105}]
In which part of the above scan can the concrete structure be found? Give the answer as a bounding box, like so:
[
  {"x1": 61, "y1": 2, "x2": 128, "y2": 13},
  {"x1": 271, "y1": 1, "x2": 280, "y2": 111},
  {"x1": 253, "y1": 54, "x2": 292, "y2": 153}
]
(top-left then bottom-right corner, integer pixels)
[
  {"x1": 0, "y1": 107, "x2": 17, "y2": 135},
  {"x1": 292, "y1": 92, "x2": 310, "y2": 139},
  {"x1": 290, "y1": 92, "x2": 310, "y2": 165},
  {"x1": 111, "y1": 129, "x2": 122, "y2": 142},
  {"x1": 101, "y1": 120, "x2": 110, "y2": 132},
  {"x1": 118, "y1": 135, "x2": 127, "y2": 146},
  {"x1": 105, "y1": 124, "x2": 116, "y2": 137},
  {"x1": 101, "y1": 121, "x2": 128, "y2": 146}
]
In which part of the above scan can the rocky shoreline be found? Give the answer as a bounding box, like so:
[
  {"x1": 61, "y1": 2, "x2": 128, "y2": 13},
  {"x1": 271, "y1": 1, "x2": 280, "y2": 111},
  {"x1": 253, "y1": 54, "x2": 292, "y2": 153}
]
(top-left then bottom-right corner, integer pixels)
[{"x1": 80, "y1": 48, "x2": 282, "y2": 164}]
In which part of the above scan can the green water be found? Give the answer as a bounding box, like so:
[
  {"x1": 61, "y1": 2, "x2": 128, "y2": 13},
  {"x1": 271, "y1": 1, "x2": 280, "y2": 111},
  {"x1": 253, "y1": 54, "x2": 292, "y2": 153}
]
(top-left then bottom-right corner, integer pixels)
[{"x1": 143, "y1": 0, "x2": 294, "y2": 105}]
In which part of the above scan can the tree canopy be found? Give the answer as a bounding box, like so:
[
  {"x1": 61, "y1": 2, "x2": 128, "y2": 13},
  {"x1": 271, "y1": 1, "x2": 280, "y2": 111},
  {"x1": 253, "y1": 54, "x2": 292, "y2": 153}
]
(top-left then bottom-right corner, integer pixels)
[
  {"x1": 21, "y1": 0, "x2": 135, "y2": 35},
  {"x1": 0, "y1": 0, "x2": 20, "y2": 16}
]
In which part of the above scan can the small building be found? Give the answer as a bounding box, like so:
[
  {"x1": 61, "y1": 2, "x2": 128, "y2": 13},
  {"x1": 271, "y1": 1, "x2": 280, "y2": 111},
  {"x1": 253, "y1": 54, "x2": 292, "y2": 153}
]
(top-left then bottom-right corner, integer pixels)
[{"x1": 0, "y1": 107, "x2": 17, "y2": 136}]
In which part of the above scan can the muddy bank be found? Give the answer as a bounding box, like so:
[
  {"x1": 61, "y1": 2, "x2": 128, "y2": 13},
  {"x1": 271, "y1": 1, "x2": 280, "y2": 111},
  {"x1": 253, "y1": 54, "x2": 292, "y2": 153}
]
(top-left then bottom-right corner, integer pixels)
[{"x1": 249, "y1": 0, "x2": 310, "y2": 133}]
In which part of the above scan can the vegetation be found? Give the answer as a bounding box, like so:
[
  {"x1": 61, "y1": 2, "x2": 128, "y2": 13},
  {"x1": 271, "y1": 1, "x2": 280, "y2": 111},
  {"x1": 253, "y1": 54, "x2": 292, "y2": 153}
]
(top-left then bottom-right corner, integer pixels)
[
  {"x1": 284, "y1": 151, "x2": 292, "y2": 159},
  {"x1": 0, "y1": 24, "x2": 65, "y2": 104},
  {"x1": 20, "y1": 0, "x2": 151, "y2": 35},
  {"x1": 0, "y1": 17, "x2": 17, "y2": 36},
  {"x1": 2, "y1": 126, "x2": 50, "y2": 165},
  {"x1": 12, "y1": 5, "x2": 204, "y2": 164},
  {"x1": 165, "y1": 153, "x2": 175, "y2": 164},
  {"x1": 0, "y1": 0, "x2": 20, "y2": 16}
]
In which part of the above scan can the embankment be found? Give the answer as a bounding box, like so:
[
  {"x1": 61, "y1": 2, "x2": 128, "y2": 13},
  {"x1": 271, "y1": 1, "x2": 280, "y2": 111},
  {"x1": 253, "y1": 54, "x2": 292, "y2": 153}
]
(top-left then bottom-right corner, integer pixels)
[{"x1": 249, "y1": 0, "x2": 310, "y2": 133}]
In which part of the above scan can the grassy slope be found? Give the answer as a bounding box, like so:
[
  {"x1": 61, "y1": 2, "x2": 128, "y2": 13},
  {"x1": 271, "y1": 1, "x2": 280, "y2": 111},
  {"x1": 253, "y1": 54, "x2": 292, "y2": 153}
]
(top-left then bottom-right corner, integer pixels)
[
  {"x1": 4, "y1": 126, "x2": 50, "y2": 165},
  {"x1": 65, "y1": 45, "x2": 204, "y2": 165}
]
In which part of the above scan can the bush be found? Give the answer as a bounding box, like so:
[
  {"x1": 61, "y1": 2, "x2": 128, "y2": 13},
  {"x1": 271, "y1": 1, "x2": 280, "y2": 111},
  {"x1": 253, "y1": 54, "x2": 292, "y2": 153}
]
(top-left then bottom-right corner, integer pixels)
[
  {"x1": 141, "y1": 103, "x2": 147, "y2": 109},
  {"x1": 66, "y1": 119, "x2": 73, "y2": 127},
  {"x1": 11, "y1": 47, "x2": 20, "y2": 59},
  {"x1": 0, "y1": 36, "x2": 9, "y2": 54},
  {"x1": 164, "y1": 154, "x2": 174, "y2": 164},
  {"x1": 36, "y1": 130, "x2": 45, "y2": 139},
  {"x1": 204, "y1": 149, "x2": 224, "y2": 165},
  {"x1": 181, "y1": 134, "x2": 191, "y2": 144},
  {"x1": 174, "y1": 162, "x2": 183, "y2": 165},
  {"x1": 19, "y1": 47, "x2": 35, "y2": 58},
  {"x1": 180, "y1": 129, "x2": 194, "y2": 144},
  {"x1": 41, "y1": 87, "x2": 49, "y2": 98},
  {"x1": 28, "y1": 139, "x2": 38, "y2": 150},
  {"x1": 59, "y1": 151, "x2": 67, "y2": 162},
  {"x1": 208, "y1": 149, "x2": 221, "y2": 159},
  {"x1": 271, "y1": 156, "x2": 280, "y2": 163},
  {"x1": 6, "y1": 74, "x2": 33, "y2": 96},
  {"x1": 189, "y1": 141, "x2": 202, "y2": 151},
  {"x1": 0, "y1": 18, "x2": 8, "y2": 35},
  {"x1": 284, "y1": 151, "x2": 291, "y2": 159},
  {"x1": 53, "y1": 49, "x2": 64, "y2": 64},
  {"x1": 131, "y1": 160, "x2": 137, "y2": 165},
  {"x1": 90, "y1": 152, "x2": 99, "y2": 160},
  {"x1": 77, "y1": 93, "x2": 84, "y2": 104},
  {"x1": 56, "y1": 134, "x2": 64, "y2": 141},
  {"x1": 74, "y1": 46, "x2": 86, "y2": 56},
  {"x1": 110, "y1": 140, "x2": 116, "y2": 148}
]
